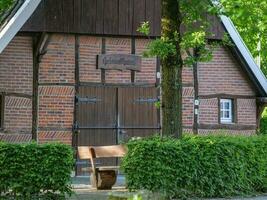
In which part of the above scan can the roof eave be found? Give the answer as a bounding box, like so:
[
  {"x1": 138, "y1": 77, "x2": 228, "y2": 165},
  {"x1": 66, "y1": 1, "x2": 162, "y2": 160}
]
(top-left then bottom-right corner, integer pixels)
[
  {"x1": 0, "y1": 0, "x2": 41, "y2": 54},
  {"x1": 220, "y1": 15, "x2": 267, "y2": 97}
]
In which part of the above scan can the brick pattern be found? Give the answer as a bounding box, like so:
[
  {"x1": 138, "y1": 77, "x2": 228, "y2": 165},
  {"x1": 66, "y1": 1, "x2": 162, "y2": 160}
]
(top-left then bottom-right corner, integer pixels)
[
  {"x1": 198, "y1": 129, "x2": 255, "y2": 135},
  {"x1": 198, "y1": 46, "x2": 256, "y2": 96},
  {"x1": 79, "y1": 36, "x2": 102, "y2": 82},
  {"x1": 196, "y1": 46, "x2": 257, "y2": 133},
  {"x1": 135, "y1": 39, "x2": 157, "y2": 83},
  {"x1": 237, "y1": 99, "x2": 257, "y2": 125},
  {"x1": 4, "y1": 96, "x2": 32, "y2": 134},
  {"x1": 199, "y1": 98, "x2": 218, "y2": 124},
  {"x1": 0, "y1": 36, "x2": 33, "y2": 95},
  {"x1": 38, "y1": 86, "x2": 74, "y2": 129},
  {"x1": 182, "y1": 65, "x2": 194, "y2": 130},
  {"x1": 0, "y1": 134, "x2": 32, "y2": 143},
  {"x1": 182, "y1": 87, "x2": 194, "y2": 127},
  {"x1": 39, "y1": 34, "x2": 75, "y2": 84},
  {"x1": 0, "y1": 34, "x2": 260, "y2": 143},
  {"x1": 105, "y1": 38, "x2": 132, "y2": 83},
  {"x1": 182, "y1": 67, "x2": 194, "y2": 85},
  {"x1": 38, "y1": 131, "x2": 72, "y2": 145}
]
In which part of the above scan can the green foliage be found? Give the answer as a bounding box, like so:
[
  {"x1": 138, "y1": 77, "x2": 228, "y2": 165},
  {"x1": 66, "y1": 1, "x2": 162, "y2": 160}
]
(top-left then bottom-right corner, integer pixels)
[
  {"x1": 0, "y1": 142, "x2": 74, "y2": 199},
  {"x1": 137, "y1": 21, "x2": 150, "y2": 36},
  {"x1": 143, "y1": 38, "x2": 176, "y2": 60},
  {"x1": 0, "y1": 0, "x2": 16, "y2": 22},
  {"x1": 220, "y1": 0, "x2": 267, "y2": 76},
  {"x1": 259, "y1": 109, "x2": 267, "y2": 135},
  {"x1": 260, "y1": 117, "x2": 267, "y2": 135},
  {"x1": 122, "y1": 135, "x2": 267, "y2": 199}
]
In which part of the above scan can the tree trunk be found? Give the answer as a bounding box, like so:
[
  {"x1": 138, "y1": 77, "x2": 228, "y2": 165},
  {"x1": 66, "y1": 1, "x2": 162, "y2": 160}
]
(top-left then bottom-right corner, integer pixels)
[{"x1": 161, "y1": 0, "x2": 183, "y2": 137}]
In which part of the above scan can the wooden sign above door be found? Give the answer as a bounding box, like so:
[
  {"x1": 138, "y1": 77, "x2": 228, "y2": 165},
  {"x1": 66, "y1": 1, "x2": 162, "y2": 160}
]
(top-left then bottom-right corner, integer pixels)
[{"x1": 97, "y1": 54, "x2": 141, "y2": 71}]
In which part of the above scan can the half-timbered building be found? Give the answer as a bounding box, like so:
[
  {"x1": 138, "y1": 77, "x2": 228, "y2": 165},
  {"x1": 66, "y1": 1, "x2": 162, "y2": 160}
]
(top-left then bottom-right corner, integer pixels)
[{"x1": 0, "y1": 0, "x2": 266, "y2": 148}]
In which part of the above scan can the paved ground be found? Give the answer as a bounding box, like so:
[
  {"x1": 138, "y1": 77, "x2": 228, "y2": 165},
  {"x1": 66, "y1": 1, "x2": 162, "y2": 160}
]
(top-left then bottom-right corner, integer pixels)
[{"x1": 69, "y1": 176, "x2": 267, "y2": 200}]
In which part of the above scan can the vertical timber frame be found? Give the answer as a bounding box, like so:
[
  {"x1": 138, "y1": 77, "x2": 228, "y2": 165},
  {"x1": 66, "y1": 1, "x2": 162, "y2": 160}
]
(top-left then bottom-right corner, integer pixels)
[
  {"x1": 193, "y1": 48, "x2": 199, "y2": 134},
  {"x1": 73, "y1": 34, "x2": 80, "y2": 147},
  {"x1": 101, "y1": 38, "x2": 106, "y2": 83},
  {"x1": 156, "y1": 57, "x2": 161, "y2": 134},
  {"x1": 131, "y1": 38, "x2": 136, "y2": 83},
  {"x1": 32, "y1": 32, "x2": 50, "y2": 141},
  {"x1": 0, "y1": 94, "x2": 5, "y2": 129}
]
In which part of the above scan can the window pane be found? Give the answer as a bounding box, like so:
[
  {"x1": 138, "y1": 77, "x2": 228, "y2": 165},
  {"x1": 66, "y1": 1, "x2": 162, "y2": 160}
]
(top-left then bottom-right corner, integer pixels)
[
  {"x1": 220, "y1": 111, "x2": 223, "y2": 118},
  {"x1": 225, "y1": 102, "x2": 229, "y2": 109},
  {"x1": 220, "y1": 102, "x2": 223, "y2": 109},
  {"x1": 225, "y1": 111, "x2": 230, "y2": 118}
]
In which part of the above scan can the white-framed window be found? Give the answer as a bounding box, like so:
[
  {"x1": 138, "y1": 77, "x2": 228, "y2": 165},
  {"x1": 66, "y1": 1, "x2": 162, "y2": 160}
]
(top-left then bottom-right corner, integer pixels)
[{"x1": 220, "y1": 99, "x2": 233, "y2": 123}]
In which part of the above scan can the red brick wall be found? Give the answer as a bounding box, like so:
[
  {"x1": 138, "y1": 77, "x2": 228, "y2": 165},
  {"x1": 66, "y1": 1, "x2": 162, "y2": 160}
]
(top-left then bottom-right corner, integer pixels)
[
  {"x1": 237, "y1": 99, "x2": 257, "y2": 126},
  {"x1": 182, "y1": 87, "x2": 194, "y2": 127},
  {"x1": 38, "y1": 131, "x2": 72, "y2": 145},
  {"x1": 39, "y1": 34, "x2": 75, "y2": 84},
  {"x1": 182, "y1": 66, "x2": 194, "y2": 130},
  {"x1": 135, "y1": 39, "x2": 157, "y2": 83},
  {"x1": 79, "y1": 36, "x2": 102, "y2": 82},
  {"x1": 0, "y1": 34, "x2": 259, "y2": 143},
  {"x1": 105, "y1": 38, "x2": 132, "y2": 83},
  {"x1": 38, "y1": 34, "x2": 75, "y2": 144},
  {"x1": 197, "y1": 46, "x2": 257, "y2": 134},
  {"x1": 37, "y1": 35, "x2": 158, "y2": 144},
  {"x1": 38, "y1": 86, "x2": 74, "y2": 129},
  {"x1": 199, "y1": 98, "x2": 218, "y2": 125},
  {"x1": 198, "y1": 46, "x2": 255, "y2": 96},
  {"x1": 0, "y1": 36, "x2": 33, "y2": 136},
  {"x1": 0, "y1": 36, "x2": 33, "y2": 95},
  {"x1": 4, "y1": 96, "x2": 32, "y2": 134}
]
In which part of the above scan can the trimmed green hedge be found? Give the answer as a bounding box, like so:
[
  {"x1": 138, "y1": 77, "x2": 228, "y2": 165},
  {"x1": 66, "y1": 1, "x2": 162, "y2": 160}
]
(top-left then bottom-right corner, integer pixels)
[
  {"x1": 122, "y1": 135, "x2": 267, "y2": 199},
  {"x1": 0, "y1": 142, "x2": 74, "y2": 199}
]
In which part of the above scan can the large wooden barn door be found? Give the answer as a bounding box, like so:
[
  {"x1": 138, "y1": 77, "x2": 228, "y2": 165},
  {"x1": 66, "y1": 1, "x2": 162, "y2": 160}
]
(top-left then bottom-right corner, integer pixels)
[
  {"x1": 76, "y1": 86, "x2": 117, "y2": 147},
  {"x1": 117, "y1": 87, "x2": 160, "y2": 141},
  {"x1": 75, "y1": 85, "x2": 160, "y2": 175}
]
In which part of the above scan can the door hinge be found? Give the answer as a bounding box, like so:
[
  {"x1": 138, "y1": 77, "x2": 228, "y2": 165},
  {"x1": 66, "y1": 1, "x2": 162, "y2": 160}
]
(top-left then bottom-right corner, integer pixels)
[
  {"x1": 134, "y1": 97, "x2": 159, "y2": 104},
  {"x1": 73, "y1": 121, "x2": 79, "y2": 130},
  {"x1": 75, "y1": 96, "x2": 101, "y2": 104}
]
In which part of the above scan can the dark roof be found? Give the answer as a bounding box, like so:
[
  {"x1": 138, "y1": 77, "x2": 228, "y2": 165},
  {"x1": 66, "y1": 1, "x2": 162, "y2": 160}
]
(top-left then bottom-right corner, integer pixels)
[{"x1": 220, "y1": 16, "x2": 267, "y2": 96}]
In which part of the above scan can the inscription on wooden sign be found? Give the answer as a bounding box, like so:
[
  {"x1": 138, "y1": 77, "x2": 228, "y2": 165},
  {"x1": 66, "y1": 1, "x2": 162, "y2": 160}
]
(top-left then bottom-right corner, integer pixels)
[{"x1": 97, "y1": 54, "x2": 141, "y2": 71}]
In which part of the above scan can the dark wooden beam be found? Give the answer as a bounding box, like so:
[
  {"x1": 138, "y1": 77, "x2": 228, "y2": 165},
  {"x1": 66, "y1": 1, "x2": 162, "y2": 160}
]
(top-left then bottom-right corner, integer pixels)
[
  {"x1": 217, "y1": 97, "x2": 220, "y2": 124},
  {"x1": 198, "y1": 123, "x2": 257, "y2": 131},
  {"x1": 131, "y1": 37, "x2": 136, "y2": 83},
  {"x1": 193, "y1": 49, "x2": 199, "y2": 135},
  {"x1": 101, "y1": 37, "x2": 106, "y2": 83},
  {"x1": 38, "y1": 127, "x2": 73, "y2": 132},
  {"x1": 32, "y1": 32, "x2": 51, "y2": 141},
  {"x1": 156, "y1": 57, "x2": 161, "y2": 134},
  {"x1": 73, "y1": 34, "x2": 80, "y2": 148},
  {"x1": 78, "y1": 82, "x2": 156, "y2": 87},
  {"x1": 0, "y1": 92, "x2": 32, "y2": 99},
  {"x1": 0, "y1": 94, "x2": 5, "y2": 129},
  {"x1": 199, "y1": 94, "x2": 256, "y2": 99},
  {"x1": 38, "y1": 82, "x2": 75, "y2": 86}
]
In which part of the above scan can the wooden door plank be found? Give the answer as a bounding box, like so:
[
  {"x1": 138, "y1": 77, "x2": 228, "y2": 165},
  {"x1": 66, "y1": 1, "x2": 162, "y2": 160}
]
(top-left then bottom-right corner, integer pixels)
[
  {"x1": 21, "y1": 1, "x2": 45, "y2": 32},
  {"x1": 153, "y1": 0, "x2": 161, "y2": 36},
  {"x1": 103, "y1": 0, "x2": 119, "y2": 35},
  {"x1": 132, "y1": 0, "x2": 146, "y2": 35},
  {"x1": 81, "y1": 0, "x2": 97, "y2": 34},
  {"x1": 62, "y1": 0, "x2": 74, "y2": 32},
  {"x1": 145, "y1": 0, "x2": 155, "y2": 35},
  {"x1": 118, "y1": 0, "x2": 133, "y2": 35},
  {"x1": 96, "y1": 0, "x2": 104, "y2": 34},
  {"x1": 45, "y1": 0, "x2": 63, "y2": 32}
]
